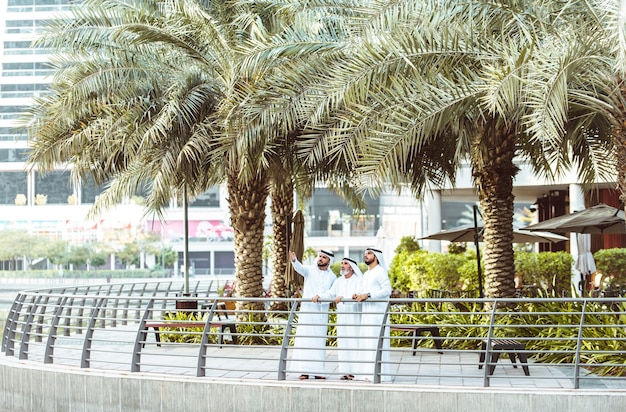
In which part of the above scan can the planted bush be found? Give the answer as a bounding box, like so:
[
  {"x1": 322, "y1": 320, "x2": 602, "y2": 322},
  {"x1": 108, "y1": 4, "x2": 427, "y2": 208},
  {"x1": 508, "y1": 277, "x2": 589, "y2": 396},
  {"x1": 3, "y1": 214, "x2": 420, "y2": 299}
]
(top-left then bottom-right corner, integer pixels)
[
  {"x1": 390, "y1": 247, "x2": 572, "y2": 297},
  {"x1": 515, "y1": 251, "x2": 573, "y2": 294},
  {"x1": 594, "y1": 248, "x2": 626, "y2": 288}
]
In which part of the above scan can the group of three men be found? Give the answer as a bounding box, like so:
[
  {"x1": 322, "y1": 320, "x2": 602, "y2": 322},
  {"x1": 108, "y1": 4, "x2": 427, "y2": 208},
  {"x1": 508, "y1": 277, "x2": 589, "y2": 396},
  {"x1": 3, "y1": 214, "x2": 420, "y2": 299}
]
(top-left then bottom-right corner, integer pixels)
[{"x1": 289, "y1": 247, "x2": 392, "y2": 382}]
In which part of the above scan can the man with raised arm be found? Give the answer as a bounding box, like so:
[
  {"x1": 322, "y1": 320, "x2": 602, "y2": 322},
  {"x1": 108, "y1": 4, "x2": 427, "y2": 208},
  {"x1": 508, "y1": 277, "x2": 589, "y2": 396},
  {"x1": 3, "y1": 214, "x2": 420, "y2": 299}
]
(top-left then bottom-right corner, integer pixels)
[{"x1": 289, "y1": 249, "x2": 337, "y2": 380}]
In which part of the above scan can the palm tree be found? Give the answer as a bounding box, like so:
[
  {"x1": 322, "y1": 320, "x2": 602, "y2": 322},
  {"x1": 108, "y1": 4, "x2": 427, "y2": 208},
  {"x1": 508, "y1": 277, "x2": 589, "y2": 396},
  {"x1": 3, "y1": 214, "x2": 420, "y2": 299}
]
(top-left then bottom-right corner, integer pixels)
[
  {"x1": 26, "y1": 0, "x2": 274, "y2": 311},
  {"x1": 217, "y1": 2, "x2": 372, "y2": 308},
  {"x1": 27, "y1": 0, "x2": 358, "y2": 314},
  {"x1": 289, "y1": 0, "x2": 619, "y2": 298}
]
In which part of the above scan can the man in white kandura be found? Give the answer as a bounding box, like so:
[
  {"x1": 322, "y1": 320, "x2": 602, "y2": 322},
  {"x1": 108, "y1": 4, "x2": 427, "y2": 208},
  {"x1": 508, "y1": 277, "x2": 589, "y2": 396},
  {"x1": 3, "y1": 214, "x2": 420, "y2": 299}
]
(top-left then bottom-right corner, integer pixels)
[
  {"x1": 352, "y1": 247, "x2": 392, "y2": 382},
  {"x1": 313, "y1": 257, "x2": 363, "y2": 380},
  {"x1": 289, "y1": 249, "x2": 337, "y2": 380}
]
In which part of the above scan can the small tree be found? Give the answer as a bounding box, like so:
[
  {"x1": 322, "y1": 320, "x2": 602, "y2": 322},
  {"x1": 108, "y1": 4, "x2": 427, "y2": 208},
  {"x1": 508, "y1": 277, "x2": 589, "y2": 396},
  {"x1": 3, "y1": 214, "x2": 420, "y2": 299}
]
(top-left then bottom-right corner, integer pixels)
[
  {"x1": 89, "y1": 251, "x2": 108, "y2": 269},
  {"x1": 117, "y1": 243, "x2": 140, "y2": 268},
  {"x1": 395, "y1": 236, "x2": 421, "y2": 254},
  {"x1": 66, "y1": 245, "x2": 90, "y2": 268}
]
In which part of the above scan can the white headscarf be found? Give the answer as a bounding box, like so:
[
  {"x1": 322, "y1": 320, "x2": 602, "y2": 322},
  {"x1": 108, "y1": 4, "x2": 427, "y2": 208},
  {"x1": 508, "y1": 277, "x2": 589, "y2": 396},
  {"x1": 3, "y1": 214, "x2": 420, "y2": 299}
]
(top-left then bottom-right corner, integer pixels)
[
  {"x1": 366, "y1": 247, "x2": 386, "y2": 271},
  {"x1": 320, "y1": 249, "x2": 335, "y2": 265},
  {"x1": 342, "y1": 257, "x2": 363, "y2": 278}
]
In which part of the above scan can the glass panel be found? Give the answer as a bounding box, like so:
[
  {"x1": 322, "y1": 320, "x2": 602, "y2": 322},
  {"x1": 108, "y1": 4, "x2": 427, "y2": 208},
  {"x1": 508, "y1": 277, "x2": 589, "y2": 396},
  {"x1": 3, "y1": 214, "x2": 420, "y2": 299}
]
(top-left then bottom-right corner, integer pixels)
[
  {"x1": 81, "y1": 177, "x2": 105, "y2": 204},
  {"x1": 190, "y1": 186, "x2": 220, "y2": 207},
  {"x1": 34, "y1": 170, "x2": 73, "y2": 204},
  {"x1": 306, "y1": 188, "x2": 381, "y2": 237},
  {"x1": 0, "y1": 171, "x2": 27, "y2": 204}
]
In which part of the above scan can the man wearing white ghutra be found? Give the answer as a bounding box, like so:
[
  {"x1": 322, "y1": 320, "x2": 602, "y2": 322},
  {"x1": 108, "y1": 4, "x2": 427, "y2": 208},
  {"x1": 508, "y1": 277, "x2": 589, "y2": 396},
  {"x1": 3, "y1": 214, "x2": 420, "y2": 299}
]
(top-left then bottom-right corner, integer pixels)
[
  {"x1": 313, "y1": 257, "x2": 363, "y2": 380},
  {"x1": 352, "y1": 247, "x2": 392, "y2": 382},
  {"x1": 289, "y1": 249, "x2": 337, "y2": 380}
]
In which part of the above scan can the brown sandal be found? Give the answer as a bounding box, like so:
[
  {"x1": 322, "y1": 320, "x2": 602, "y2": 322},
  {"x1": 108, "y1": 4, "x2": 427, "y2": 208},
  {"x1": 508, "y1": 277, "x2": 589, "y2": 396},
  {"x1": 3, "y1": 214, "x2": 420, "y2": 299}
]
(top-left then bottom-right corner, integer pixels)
[
  {"x1": 299, "y1": 374, "x2": 309, "y2": 380},
  {"x1": 314, "y1": 376, "x2": 326, "y2": 380}
]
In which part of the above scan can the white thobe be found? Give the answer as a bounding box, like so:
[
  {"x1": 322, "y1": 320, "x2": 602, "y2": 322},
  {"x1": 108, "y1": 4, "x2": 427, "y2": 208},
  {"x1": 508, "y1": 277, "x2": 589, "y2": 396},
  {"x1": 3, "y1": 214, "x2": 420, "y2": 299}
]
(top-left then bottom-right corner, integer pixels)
[
  {"x1": 357, "y1": 264, "x2": 392, "y2": 381},
  {"x1": 320, "y1": 274, "x2": 362, "y2": 376},
  {"x1": 290, "y1": 260, "x2": 337, "y2": 376}
]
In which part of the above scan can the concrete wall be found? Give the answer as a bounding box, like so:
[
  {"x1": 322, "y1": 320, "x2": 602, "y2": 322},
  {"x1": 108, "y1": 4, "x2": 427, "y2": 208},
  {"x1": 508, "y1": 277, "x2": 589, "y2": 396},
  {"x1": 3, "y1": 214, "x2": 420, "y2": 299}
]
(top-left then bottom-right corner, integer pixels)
[{"x1": 0, "y1": 357, "x2": 624, "y2": 412}]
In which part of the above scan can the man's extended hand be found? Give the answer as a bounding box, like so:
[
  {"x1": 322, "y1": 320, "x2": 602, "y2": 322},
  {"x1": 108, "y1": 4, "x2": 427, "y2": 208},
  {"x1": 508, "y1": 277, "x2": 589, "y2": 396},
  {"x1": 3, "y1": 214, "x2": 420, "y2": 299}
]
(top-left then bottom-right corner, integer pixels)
[{"x1": 353, "y1": 293, "x2": 368, "y2": 302}]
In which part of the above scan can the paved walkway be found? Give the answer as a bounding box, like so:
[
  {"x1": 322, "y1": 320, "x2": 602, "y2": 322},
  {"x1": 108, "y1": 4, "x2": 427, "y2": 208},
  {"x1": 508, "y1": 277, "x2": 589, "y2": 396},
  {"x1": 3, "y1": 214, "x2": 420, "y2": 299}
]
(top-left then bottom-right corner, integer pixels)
[{"x1": 12, "y1": 324, "x2": 625, "y2": 391}]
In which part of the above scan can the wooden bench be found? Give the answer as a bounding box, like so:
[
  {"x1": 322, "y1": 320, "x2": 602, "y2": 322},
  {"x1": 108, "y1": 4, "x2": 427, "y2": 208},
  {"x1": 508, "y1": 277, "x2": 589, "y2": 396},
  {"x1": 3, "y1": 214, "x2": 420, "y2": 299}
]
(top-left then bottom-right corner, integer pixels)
[
  {"x1": 390, "y1": 325, "x2": 443, "y2": 355},
  {"x1": 143, "y1": 320, "x2": 237, "y2": 347},
  {"x1": 478, "y1": 338, "x2": 529, "y2": 376}
]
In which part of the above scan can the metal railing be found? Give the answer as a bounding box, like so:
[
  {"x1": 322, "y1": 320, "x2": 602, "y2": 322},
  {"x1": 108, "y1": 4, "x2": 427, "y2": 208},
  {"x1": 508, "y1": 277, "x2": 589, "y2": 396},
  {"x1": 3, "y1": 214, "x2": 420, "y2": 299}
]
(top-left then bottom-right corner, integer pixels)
[{"x1": 2, "y1": 280, "x2": 625, "y2": 389}]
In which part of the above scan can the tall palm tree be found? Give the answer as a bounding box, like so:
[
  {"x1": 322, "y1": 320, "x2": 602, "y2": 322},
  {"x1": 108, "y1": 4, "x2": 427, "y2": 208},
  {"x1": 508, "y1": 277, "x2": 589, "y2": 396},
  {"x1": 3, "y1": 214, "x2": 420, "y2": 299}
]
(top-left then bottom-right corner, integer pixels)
[
  {"x1": 27, "y1": 0, "x2": 362, "y2": 314},
  {"x1": 290, "y1": 0, "x2": 619, "y2": 298},
  {"x1": 26, "y1": 0, "x2": 276, "y2": 312},
  {"x1": 218, "y1": 1, "x2": 373, "y2": 307}
]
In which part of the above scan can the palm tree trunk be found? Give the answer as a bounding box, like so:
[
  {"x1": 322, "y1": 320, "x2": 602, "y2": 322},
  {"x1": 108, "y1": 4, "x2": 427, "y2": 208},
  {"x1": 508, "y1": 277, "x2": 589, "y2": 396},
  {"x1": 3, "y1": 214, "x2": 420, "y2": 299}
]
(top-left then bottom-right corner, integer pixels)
[
  {"x1": 473, "y1": 128, "x2": 519, "y2": 299},
  {"x1": 614, "y1": 115, "x2": 626, "y2": 207},
  {"x1": 227, "y1": 167, "x2": 269, "y2": 321},
  {"x1": 269, "y1": 175, "x2": 294, "y2": 311}
]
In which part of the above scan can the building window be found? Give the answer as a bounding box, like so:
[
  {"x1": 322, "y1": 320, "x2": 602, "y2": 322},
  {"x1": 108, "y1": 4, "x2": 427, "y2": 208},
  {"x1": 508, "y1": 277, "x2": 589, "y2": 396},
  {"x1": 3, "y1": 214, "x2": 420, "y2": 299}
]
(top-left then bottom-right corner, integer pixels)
[
  {"x1": 81, "y1": 178, "x2": 105, "y2": 204},
  {"x1": 306, "y1": 188, "x2": 381, "y2": 237},
  {"x1": 190, "y1": 186, "x2": 220, "y2": 207},
  {"x1": 0, "y1": 105, "x2": 27, "y2": 119},
  {"x1": 34, "y1": 170, "x2": 73, "y2": 204},
  {"x1": 0, "y1": 148, "x2": 28, "y2": 162},
  {"x1": 0, "y1": 171, "x2": 27, "y2": 204}
]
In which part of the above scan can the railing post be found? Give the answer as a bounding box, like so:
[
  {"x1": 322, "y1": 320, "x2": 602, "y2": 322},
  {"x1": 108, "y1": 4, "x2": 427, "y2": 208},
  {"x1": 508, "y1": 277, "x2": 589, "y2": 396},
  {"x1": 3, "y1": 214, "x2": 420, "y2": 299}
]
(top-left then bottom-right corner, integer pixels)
[
  {"x1": 20, "y1": 295, "x2": 46, "y2": 360},
  {"x1": 482, "y1": 299, "x2": 498, "y2": 387},
  {"x1": 277, "y1": 299, "x2": 300, "y2": 380},
  {"x1": 135, "y1": 282, "x2": 149, "y2": 321},
  {"x1": 3, "y1": 293, "x2": 26, "y2": 354},
  {"x1": 162, "y1": 281, "x2": 174, "y2": 310},
  {"x1": 81, "y1": 298, "x2": 106, "y2": 368},
  {"x1": 196, "y1": 299, "x2": 220, "y2": 377},
  {"x1": 63, "y1": 294, "x2": 74, "y2": 336},
  {"x1": 131, "y1": 299, "x2": 155, "y2": 372},
  {"x1": 122, "y1": 283, "x2": 136, "y2": 325},
  {"x1": 373, "y1": 300, "x2": 392, "y2": 384},
  {"x1": 76, "y1": 286, "x2": 87, "y2": 331},
  {"x1": 573, "y1": 299, "x2": 588, "y2": 389},
  {"x1": 43, "y1": 296, "x2": 69, "y2": 364},
  {"x1": 110, "y1": 284, "x2": 124, "y2": 328},
  {"x1": 35, "y1": 293, "x2": 52, "y2": 341}
]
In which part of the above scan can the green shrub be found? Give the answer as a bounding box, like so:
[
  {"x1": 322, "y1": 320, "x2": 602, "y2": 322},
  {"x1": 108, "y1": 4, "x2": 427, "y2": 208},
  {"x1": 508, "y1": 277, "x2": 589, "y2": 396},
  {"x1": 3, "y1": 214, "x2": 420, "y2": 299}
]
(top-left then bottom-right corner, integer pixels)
[
  {"x1": 389, "y1": 250, "x2": 477, "y2": 294},
  {"x1": 395, "y1": 236, "x2": 421, "y2": 253},
  {"x1": 594, "y1": 248, "x2": 626, "y2": 288},
  {"x1": 457, "y1": 250, "x2": 481, "y2": 293},
  {"x1": 159, "y1": 311, "x2": 204, "y2": 344},
  {"x1": 515, "y1": 251, "x2": 573, "y2": 294},
  {"x1": 390, "y1": 248, "x2": 574, "y2": 297},
  {"x1": 388, "y1": 250, "x2": 428, "y2": 292}
]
